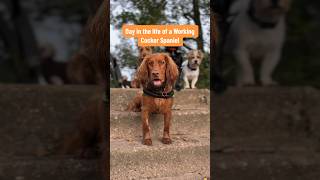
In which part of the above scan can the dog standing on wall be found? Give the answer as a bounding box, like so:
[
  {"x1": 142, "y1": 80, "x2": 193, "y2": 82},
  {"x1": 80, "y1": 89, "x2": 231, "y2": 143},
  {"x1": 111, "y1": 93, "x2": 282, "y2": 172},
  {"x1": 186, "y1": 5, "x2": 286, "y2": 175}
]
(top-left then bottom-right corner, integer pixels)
[
  {"x1": 127, "y1": 53, "x2": 179, "y2": 145},
  {"x1": 226, "y1": 0, "x2": 291, "y2": 86},
  {"x1": 182, "y1": 50, "x2": 204, "y2": 89}
]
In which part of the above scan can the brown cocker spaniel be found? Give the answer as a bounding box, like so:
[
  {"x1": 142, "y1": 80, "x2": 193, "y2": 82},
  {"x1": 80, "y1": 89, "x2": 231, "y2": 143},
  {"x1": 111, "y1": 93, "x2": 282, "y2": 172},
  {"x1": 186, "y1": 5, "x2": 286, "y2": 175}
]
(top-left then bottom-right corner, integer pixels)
[{"x1": 128, "y1": 53, "x2": 179, "y2": 146}]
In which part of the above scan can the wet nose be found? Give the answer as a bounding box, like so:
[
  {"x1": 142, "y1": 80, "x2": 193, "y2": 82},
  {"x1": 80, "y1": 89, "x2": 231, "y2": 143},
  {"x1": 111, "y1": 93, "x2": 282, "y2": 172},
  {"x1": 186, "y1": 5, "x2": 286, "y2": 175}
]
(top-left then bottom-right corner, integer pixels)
[
  {"x1": 195, "y1": 60, "x2": 198, "y2": 64},
  {"x1": 152, "y1": 71, "x2": 159, "y2": 77}
]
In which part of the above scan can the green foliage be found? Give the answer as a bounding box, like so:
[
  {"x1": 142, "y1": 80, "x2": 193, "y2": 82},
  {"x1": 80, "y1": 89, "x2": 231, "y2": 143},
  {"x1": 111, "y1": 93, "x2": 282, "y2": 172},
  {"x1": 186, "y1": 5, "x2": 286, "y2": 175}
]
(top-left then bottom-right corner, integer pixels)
[
  {"x1": 113, "y1": 40, "x2": 138, "y2": 68},
  {"x1": 111, "y1": 0, "x2": 167, "y2": 28},
  {"x1": 275, "y1": 0, "x2": 320, "y2": 87},
  {"x1": 197, "y1": 53, "x2": 210, "y2": 88},
  {"x1": 111, "y1": 0, "x2": 211, "y2": 89},
  {"x1": 222, "y1": 1, "x2": 320, "y2": 87}
]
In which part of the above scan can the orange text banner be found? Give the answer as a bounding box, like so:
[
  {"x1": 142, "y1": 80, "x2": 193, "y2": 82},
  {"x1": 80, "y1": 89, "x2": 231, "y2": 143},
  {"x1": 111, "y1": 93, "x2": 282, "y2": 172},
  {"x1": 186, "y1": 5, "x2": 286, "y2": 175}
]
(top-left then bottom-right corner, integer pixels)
[{"x1": 122, "y1": 25, "x2": 199, "y2": 47}]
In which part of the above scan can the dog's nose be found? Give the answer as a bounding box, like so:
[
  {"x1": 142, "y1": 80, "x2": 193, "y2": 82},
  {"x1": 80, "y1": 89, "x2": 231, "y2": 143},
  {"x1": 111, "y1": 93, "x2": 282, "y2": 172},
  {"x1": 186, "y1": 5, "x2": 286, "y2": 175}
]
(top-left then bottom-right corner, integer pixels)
[
  {"x1": 195, "y1": 60, "x2": 198, "y2": 64},
  {"x1": 152, "y1": 72, "x2": 159, "y2": 77}
]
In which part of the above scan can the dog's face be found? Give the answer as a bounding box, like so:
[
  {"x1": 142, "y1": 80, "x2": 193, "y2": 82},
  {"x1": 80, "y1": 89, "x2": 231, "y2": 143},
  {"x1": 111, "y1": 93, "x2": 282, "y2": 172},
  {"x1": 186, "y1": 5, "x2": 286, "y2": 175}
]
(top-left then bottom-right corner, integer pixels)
[
  {"x1": 252, "y1": 0, "x2": 291, "y2": 22},
  {"x1": 137, "y1": 53, "x2": 178, "y2": 91},
  {"x1": 187, "y1": 50, "x2": 204, "y2": 69},
  {"x1": 139, "y1": 47, "x2": 152, "y2": 59}
]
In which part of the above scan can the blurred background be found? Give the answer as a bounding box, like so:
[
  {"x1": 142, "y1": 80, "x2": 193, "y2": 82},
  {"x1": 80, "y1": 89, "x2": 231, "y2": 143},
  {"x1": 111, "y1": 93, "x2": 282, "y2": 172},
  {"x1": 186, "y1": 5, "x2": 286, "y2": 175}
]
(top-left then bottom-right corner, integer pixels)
[
  {"x1": 0, "y1": 1, "x2": 106, "y2": 179},
  {"x1": 0, "y1": 0, "x2": 101, "y2": 84},
  {"x1": 110, "y1": 0, "x2": 210, "y2": 89},
  {"x1": 212, "y1": 0, "x2": 320, "y2": 179},
  {"x1": 216, "y1": 0, "x2": 320, "y2": 87}
]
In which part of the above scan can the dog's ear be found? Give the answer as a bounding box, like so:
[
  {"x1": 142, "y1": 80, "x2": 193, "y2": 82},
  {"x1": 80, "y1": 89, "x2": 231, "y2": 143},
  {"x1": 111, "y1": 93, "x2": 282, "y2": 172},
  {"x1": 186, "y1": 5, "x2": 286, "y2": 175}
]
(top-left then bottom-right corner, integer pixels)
[
  {"x1": 198, "y1": 50, "x2": 204, "y2": 59},
  {"x1": 136, "y1": 55, "x2": 150, "y2": 87},
  {"x1": 164, "y1": 54, "x2": 179, "y2": 92}
]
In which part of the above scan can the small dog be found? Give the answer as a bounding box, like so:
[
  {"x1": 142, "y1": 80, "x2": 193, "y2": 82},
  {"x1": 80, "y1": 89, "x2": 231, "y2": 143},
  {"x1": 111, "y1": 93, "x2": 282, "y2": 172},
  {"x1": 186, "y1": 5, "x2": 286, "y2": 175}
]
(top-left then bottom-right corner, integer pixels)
[
  {"x1": 119, "y1": 75, "x2": 131, "y2": 88},
  {"x1": 182, "y1": 50, "x2": 204, "y2": 89},
  {"x1": 127, "y1": 53, "x2": 179, "y2": 145},
  {"x1": 226, "y1": 0, "x2": 291, "y2": 86},
  {"x1": 39, "y1": 43, "x2": 68, "y2": 85}
]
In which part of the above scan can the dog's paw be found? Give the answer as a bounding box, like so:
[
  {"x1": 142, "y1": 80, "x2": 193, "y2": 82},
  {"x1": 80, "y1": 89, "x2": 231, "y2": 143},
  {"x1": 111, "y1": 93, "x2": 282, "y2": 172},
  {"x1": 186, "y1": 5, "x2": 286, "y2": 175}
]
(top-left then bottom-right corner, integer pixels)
[
  {"x1": 143, "y1": 139, "x2": 152, "y2": 146},
  {"x1": 162, "y1": 138, "x2": 172, "y2": 144},
  {"x1": 237, "y1": 76, "x2": 255, "y2": 87}
]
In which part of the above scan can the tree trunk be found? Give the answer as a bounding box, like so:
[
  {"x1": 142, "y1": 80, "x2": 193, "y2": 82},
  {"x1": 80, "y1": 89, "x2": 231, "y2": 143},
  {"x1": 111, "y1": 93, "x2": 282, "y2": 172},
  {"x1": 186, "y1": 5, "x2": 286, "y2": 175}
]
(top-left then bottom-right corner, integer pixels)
[
  {"x1": 193, "y1": 0, "x2": 204, "y2": 51},
  {"x1": 0, "y1": 0, "x2": 41, "y2": 83}
]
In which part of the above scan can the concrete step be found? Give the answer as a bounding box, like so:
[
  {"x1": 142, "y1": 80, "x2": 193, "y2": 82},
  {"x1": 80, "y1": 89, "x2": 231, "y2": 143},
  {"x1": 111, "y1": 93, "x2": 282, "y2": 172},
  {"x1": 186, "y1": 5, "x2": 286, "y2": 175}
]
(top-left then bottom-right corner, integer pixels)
[
  {"x1": 110, "y1": 109, "x2": 209, "y2": 139},
  {"x1": 110, "y1": 135, "x2": 210, "y2": 180},
  {"x1": 213, "y1": 152, "x2": 320, "y2": 180},
  {"x1": 213, "y1": 136, "x2": 319, "y2": 153},
  {"x1": 213, "y1": 87, "x2": 320, "y2": 138},
  {"x1": 146, "y1": 173, "x2": 210, "y2": 180},
  {"x1": 110, "y1": 88, "x2": 210, "y2": 179},
  {"x1": 0, "y1": 85, "x2": 102, "y2": 157},
  {"x1": 0, "y1": 157, "x2": 100, "y2": 180},
  {"x1": 110, "y1": 88, "x2": 210, "y2": 111}
]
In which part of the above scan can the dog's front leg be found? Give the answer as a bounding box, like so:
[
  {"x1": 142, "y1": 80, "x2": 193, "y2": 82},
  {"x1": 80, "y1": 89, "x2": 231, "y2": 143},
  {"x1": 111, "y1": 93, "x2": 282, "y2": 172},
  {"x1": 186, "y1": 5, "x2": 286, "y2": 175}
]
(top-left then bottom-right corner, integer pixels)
[
  {"x1": 142, "y1": 109, "x2": 152, "y2": 145},
  {"x1": 191, "y1": 77, "x2": 198, "y2": 89},
  {"x1": 162, "y1": 111, "x2": 172, "y2": 144},
  {"x1": 260, "y1": 50, "x2": 281, "y2": 86},
  {"x1": 183, "y1": 75, "x2": 190, "y2": 89},
  {"x1": 234, "y1": 50, "x2": 255, "y2": 86}
]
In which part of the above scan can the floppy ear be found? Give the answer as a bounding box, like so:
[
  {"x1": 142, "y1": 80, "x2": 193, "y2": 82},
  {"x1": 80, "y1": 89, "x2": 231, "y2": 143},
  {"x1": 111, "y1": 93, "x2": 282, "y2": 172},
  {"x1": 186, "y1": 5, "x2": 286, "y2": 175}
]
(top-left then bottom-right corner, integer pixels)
[
  {"x1": 136, "y1": 56, "x2": 149, "y2": 87},
  {"x1": 164, "y1": 54, "x2": 179, "y2": 92}
]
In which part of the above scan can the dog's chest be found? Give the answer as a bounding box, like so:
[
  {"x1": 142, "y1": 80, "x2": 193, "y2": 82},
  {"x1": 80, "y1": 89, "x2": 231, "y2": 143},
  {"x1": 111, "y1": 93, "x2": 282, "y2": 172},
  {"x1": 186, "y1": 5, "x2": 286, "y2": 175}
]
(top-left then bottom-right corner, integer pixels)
[
  {"x1": 152, "y1": 98, "x2": 171, "y2": 113},
  {"x1": 183, "y1": 67, "x2": 199, "y2": 79}
]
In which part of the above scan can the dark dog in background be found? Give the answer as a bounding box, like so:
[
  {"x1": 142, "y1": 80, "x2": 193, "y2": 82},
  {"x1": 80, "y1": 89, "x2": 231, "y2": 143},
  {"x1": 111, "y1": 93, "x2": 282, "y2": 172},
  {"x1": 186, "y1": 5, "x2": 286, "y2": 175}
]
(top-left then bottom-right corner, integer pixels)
[
  {"x1": 119, "y1": 75, "x2": 131, "y2": 88},
  {"x1": 39, "y1": 43, "x2": 68, "y2": 85},
  {"x1": 165, "y1": 47, "x2": 184, "y2": 90},
  {"x1": 131, "y1": 46, "x2": 153, "y2": 88},
  {"x1": 138, "y1": 47, "x2": 152, "y2": 66},
  {"x1": 127, "y1": 53, "x2": 179, "y2": 145}
]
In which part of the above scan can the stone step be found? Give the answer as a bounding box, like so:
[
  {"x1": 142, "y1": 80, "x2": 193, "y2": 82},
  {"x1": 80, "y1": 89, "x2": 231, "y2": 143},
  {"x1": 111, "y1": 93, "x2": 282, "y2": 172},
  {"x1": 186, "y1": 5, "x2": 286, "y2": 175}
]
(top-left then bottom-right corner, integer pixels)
[
  {"x1": 146, "y1": 173, "x2": 210, "y2": 180},
  {"x1": 110, "y1": 88, "x2": 210, "y2": 179},
  {"x1": 213, "y1": 87, "x2": 320, "y2": 138},
  {"x1": 0, "y1": 85, "x2": 101, "y2": 157},
  {"x1": 0, "y1": 157, "x2": 101, "y2": 180},
  {"x1": 110, "y1": 109, "x2": 210, "y2": 139},
  {"x1": 0, "y1": 85, "x2": 210, "y2": 157},
  {"x1": 213, "y1": 152, "x2": 320, "y2": 180},
  {"x1": 110, "y1": 135, "x2": 210, "y2": 180},
  {"x1": 110, "y1": 88, "x2": 210, "y2": 111},
  {"x1": 213, "y1": 136, "x2": 319, "y2": 153}
]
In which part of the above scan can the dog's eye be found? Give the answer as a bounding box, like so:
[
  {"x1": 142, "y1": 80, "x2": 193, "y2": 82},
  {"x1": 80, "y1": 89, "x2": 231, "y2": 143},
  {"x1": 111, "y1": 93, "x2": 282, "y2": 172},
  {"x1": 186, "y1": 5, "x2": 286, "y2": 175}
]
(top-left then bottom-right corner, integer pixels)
[
  {"x1": 197, "y1": 56, "x2": 200, "y2": 58},
  {"x1": 148, "y1": 61, "x2": 154, "y2": 66},
  {"x1": 159, "y1": 61, "x2": 165, "y2": 65}
]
